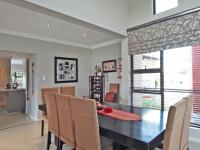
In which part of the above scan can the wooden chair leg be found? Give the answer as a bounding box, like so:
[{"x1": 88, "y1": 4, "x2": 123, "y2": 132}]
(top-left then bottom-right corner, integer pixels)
[
  {"x1": 56, "y1": 139, "x2": 60, "y2": 150},
  {"x1": 58, "y1": 140, "x2": 64, "y2": 150},
  {"x1": 41, "y1": 120, "x2": 44, "y2": 136},
  {"x1": 54, "y1": 136, "x2": 60, "y2": 150},
  {"x1": 47, "y1": 131, "x2": 51, "y2": 150}
]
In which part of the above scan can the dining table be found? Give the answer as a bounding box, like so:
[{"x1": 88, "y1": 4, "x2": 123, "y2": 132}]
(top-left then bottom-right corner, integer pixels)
[{"x1": 38, "y1": 102, "x2": 167, "y2": 150}]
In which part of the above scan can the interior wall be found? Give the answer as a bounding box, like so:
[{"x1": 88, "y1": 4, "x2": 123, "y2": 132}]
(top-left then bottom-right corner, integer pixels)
[
  {"x1": 0, "y1": 33, "x2": 92, "y2": 120},
  {"x1": 24, "y1": 0, "x2": 128, "y2": 35},
  {"x1": 128, "y1": 0, "x2": 200, "y2": 28},
  {"x1": 92, "y1": 43, "x2": 121, "y2": 98},
  {"x1": 0, "y1": 58, "x2": 11, "y2": 88}
]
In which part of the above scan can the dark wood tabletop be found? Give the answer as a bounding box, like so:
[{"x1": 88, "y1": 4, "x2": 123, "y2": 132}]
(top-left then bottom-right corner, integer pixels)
[{"x1": 39, "y1": 102, "x2": 167, "y2": 150}]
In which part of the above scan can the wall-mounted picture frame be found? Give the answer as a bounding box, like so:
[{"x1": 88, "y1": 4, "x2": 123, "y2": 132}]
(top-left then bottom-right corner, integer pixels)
[
  {"x1": 54, "y1": 57, "x2": 78, "y2": 83},
  {"x1": 102, "y1": 59, "x2": 117, "y2": 73}
]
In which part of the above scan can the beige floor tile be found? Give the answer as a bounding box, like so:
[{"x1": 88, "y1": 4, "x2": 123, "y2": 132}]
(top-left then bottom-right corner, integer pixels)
[
  {"x1": 0, "y1": 122, "x2": 74, "y2": 150},
  {"x1": 0, "y1": 108, "x2": 34, "y2": 130},
  {"x1": 0, "y1": 121, "x2": 198, "y2": 150}
]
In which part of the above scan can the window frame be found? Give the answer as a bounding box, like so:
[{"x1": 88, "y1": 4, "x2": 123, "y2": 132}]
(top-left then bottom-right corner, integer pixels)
[
  {"x1": 130, "y1": 51, "x2": 164, "y2": 110},
  {"x1": 130, "y1": 49, "x2": 200, "y2": 127},
  {"x1": 153, "y1": 0, "x2": 156, "y2": 15},
  {"x1": 153, "y1": 0, "x2": 178, "y2": 15}
]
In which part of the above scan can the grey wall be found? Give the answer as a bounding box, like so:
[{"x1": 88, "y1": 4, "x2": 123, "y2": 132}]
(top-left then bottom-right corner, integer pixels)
[
  {"x1": 92, "y1": 43, "x2": 121, "y2": 97},
  {"x1": 0, "y1": 33, "x2": 92, "y2": 120},
  {"x1": 128, "y1": 0, "x2": 200, "y2": 28}
]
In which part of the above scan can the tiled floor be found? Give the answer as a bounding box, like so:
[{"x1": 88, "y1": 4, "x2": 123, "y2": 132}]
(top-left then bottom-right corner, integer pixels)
[
  {"x1": 0, "y1": 122, "x2": 113, "y2": 150},
  {"x1": 0, "y1": 107, "x2": 34, "y2": 130},
  {"x1": 0, "y1": 120, "x2": 198, "y2": 150}
]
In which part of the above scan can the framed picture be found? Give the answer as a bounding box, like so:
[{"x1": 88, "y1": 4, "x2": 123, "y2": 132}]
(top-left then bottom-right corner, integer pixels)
[
  {"x1": 102, "y1": 59, "x2": 117, "y2": 73},
  {"x1": 54, "y1": 57, "x2": 78, "y2": 83}
]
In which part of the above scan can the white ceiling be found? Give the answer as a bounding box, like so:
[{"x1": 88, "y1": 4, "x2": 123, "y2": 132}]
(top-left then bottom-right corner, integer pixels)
[{"x1": 0, "y1": 1, "x2": 123, "y2": 49}]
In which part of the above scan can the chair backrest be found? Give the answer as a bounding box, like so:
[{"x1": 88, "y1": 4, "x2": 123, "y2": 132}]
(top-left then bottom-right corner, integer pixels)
[
  {"x1": 71, "y1": 97, "x2": 101, "y2": 150},
  {"x1": 180, "y1": 95, "x2": 193, "y2": 150},
  {"x1": 41, "y1": 87, "x2": 59, "y2": 104},
  {"x1": 45, "y1": 93, "x2": 59, "y2": 137},
  {"x1": 109, "y1": 83, "x2": 119, "y2": 94},
  {"x1": 105, "y1": 92, "x2": 117, "y2": 102},
  {"x1": 163, "y1": 95, "x2": 193, "y2": 150},
  {"x1": 109, "y1": 83, "x2": 119, "y2": 102},
  {"x1": 55, "y1": 94, "x2": 76, "y2": 149},
  {"x1": 60, "y1": 86, "x2": 75, "y2": 96}
]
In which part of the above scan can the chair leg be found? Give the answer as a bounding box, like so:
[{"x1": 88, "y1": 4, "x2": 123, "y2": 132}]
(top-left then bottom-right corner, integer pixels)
[
  {"x1": 58, "y1": 140, "x2": 64, "y2": 150},
  {"x1": 47, "y1": 131, "x2": 51, "y2": 150},
  {"x1": 56, "y1": 139, "x2": 60, "y2": 150},
  {"x1": 41, "y1": 120, "x2": 44, "y2": 136},
  {"x1": 55, "y1": 136, "x2": 60, "y2": 150}
]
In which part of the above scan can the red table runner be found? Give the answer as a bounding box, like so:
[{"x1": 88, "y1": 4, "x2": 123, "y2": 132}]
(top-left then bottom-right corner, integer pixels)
[{"x1": 98, "y1": 108, "x2": 141, "y2": 121}]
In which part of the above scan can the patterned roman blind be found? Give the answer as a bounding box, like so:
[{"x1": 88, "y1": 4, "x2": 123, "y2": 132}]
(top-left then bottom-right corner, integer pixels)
[{"x1": 128, "y1": 8, "x2": 200, "y2": 55}]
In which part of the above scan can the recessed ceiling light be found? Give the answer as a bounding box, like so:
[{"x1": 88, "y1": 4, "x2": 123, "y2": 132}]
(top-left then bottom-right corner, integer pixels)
[
  {"x1": 83, "y1": 33, "x2": 87, "y2": 38},
  {"x1": 47, "y1": 23, "x2": 51, "y2": 28}
]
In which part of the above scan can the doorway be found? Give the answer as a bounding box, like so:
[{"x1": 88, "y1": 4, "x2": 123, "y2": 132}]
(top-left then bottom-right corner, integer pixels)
[{"x1": 0, "y1": 50, "x2": 35, "y2": 130}]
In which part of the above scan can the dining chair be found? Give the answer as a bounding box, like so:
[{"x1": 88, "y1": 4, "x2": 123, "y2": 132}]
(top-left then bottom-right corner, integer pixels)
[
  {"x1": 41, "y1": 87, "x2": 59, "y2": 136},
  {"x1": 163, "y1": 95, "x2": 193, "y2": 150},
  {"x1": 55, "y1": 94, "x2": 76, "y2": 150},
  {"x1": 180, "y1": 94, "x2": 193, "y2": 150},
  {"x1": 60, "y1": 86, "x2": 75, "y2": 96},
  {"x1": 45, "y1": 93, "x2": 60, "y2": 150},
  {"x1": 105, "y1": 92, "x2": 116, "y2": 102},
  {"x1": 109, "y1": 83, "x2": 119, "y2": 94},
  {"x1": 71, "y1": 97, "x2": 101, "y2": 150},
  {"x1": 106, "y1": 83, "x2": 119, "y2": 102}
]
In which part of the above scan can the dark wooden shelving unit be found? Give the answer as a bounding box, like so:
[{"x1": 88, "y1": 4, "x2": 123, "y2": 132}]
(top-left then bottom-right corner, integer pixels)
[{"x1": 89, "y1": 76, "x2": 104, "y2": 103}]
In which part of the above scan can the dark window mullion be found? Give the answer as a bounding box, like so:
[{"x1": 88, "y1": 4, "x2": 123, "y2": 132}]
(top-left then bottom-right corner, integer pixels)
[
  {"x1": 130, "y1": 55, "x2": 134, "y2": 107},
  {"x1": 153, "y1": 0, "x2": 156, "y2": 15},
  {"x1": 160, "y1": 51, "x2": 164, "y2": 110},
  {"x1": 133, "y1": 89, "x2": 162, "y2": 94},
  {"x1": 133, "y1": 68, "x2": 161, "y2": 74}
]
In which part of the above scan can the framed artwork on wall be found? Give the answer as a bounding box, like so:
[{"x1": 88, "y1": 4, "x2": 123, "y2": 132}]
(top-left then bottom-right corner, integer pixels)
[
  {"x1": 54, "y1": 57, "x2": 78, "y2": 83},
  {"x1": 102, "y1": 59, "x2": 117, "y2": 73}
]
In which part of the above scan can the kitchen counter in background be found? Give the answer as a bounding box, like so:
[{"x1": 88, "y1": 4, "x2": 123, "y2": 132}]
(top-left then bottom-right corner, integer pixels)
[{"x1": 0, "y1": 88, "x2": 26, "y2": 113}]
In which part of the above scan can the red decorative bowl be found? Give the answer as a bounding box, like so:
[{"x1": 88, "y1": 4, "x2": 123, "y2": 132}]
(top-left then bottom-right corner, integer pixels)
[{"x1": 103, "y1": 107, "x2": 113, "y2": 113}]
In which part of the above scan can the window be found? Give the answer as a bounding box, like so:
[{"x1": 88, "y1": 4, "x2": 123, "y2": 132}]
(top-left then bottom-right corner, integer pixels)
[
  {"x1": 132, "y1": 51, "x2": 163, "y2": 110},
  {"x1": 131, "y1": 45, "x2": 200, "y2": 127},
  {"x1": 153, "y1": 0, "x2": 178, "y2": 14}
]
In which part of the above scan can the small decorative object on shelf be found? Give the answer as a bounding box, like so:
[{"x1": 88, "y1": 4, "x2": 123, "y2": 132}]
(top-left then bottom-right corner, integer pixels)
[
  {"x1": 89, "y1": 76, "x2": 105, "y2": 103},
  {"x1": 93, "y1": 65, "x2": 103, "y2": 76},
  {"x1": 117, "y1": 58, "x2": 122, "y2": 78}
]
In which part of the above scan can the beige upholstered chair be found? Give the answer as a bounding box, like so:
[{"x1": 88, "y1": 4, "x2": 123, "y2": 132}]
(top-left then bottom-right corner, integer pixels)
[
  {"x1": 163, "y1": 95, "x2": 193, "y2": 150},
  {"x1": 105, "y1": 83, "x2": 120, "y2": 102},
  {"x1": 71, "y1": 97, "x2": 101, "y2": 150},
  {"x1": 41, "y1": 87, "x2": 59, "y2": 136},
  {"x1": 180, "y1": 95, "x2": 193, "y2": 150},
  {"x1": 45, "y1": 93, "x2": 59, "y2": 150},
  {"x1": 60, "y1": 86, "x2": 75, "y2": 96},
  {"x1": 109, "y1": 83, "x2": 119, "y2": 94},
  {"x1": 55, "y1": 94, "x2": 76, "y2": 150}
]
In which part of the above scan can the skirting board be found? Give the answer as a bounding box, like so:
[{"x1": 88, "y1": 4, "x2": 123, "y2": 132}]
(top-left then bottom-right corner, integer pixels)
[{"x1": 28, "y1": 114, "x2": 38, "y2": 121}]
